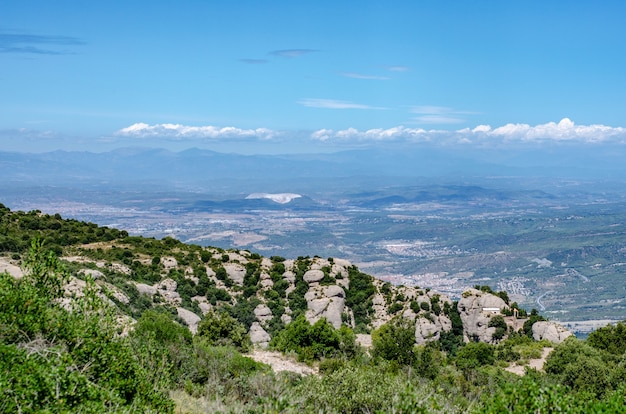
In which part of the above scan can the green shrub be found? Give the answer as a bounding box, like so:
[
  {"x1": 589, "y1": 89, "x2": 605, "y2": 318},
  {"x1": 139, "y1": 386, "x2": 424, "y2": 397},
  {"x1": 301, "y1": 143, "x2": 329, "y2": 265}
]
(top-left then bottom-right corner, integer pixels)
[
  {"x1": 372, "y1": 318, "x2": 417, "y2": 366},
  {"x1": 196, "y1": 310, "x2": 251, "y2": 352}
]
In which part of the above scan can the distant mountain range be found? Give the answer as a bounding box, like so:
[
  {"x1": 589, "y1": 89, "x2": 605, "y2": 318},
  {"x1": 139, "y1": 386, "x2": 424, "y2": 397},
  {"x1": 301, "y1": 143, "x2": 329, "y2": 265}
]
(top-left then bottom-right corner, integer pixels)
[{"x1": 2, "y1": 145, "x2": 626, "y2": 191}]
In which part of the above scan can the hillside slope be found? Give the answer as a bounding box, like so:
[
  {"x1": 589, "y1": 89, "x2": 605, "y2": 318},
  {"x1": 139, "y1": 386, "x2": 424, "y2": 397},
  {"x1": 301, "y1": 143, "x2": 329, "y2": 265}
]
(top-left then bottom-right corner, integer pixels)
[{"x1": 0, "y1": 203, "x2": 570, "y2": 348}]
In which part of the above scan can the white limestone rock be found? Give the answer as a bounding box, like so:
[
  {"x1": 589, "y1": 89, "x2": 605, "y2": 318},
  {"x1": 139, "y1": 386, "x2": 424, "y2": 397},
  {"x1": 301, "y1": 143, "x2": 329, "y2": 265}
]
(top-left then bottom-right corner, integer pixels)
[
  {"x1": 224, "y1": 262, "x2": 246, "y2": 285},
  {"x1": 457, "y1": 288, "x2": 509, "y2": 343},
  {"x1": 161, "y1": 257, "x2": 178, "y2": 269},
  {"x1": 532, "y1": 321, "x2": 573, "y2": 344},
  {"x1": 250, "y1": 322, "x2": 271, "y2": 349},
  {"x1": 79, "y1": 268, "x2": 105, "y2": 279},
  {"x1": 177, "y1": 307, "x2": 201, "y2": 334},
  {"x1": 303, "y1": 269, "x2": 325, "y2": 284},
  {"x1": 254, "y1": 304, "x2": 273, "y2": 323}
]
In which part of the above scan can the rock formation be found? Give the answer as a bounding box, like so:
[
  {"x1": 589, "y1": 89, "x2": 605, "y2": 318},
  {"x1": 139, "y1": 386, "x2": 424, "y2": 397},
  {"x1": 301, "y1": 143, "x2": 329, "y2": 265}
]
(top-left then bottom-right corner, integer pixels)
[
  {"x1": 532, "y1": 321, "x2": 573, "y2": 344},
  {"x1": 457, "y1": 288, "x2": 509, "y2": 343}
]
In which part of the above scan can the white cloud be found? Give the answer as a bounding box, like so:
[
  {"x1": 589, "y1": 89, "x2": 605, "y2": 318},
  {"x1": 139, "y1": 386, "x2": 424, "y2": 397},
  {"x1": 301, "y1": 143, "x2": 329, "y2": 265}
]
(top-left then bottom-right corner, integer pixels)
[
  {"x1": 311, "y1": 126, "x2": 429, "y2": 142},
  {"x1": 298, "y1": 98, "x2": 386, "y2": 110},
  {"x1": 340, "y1": 72, "x2": 390, "y2": 80},
  {"x1": 116, "y1": 123, "x2": 278, "y2": 140},
  {"x1": 473, "y1": 118, "x2": 626, "y2": 143},
  {"x1": 311, "y1": 119, "x2": 626, "y2": 145},
  {"x1": 387, "y1": 66, "x2": 409, "y2": 72},
  {"x1": 115, "y1": 119, "x2": 626, "y2": 146}
]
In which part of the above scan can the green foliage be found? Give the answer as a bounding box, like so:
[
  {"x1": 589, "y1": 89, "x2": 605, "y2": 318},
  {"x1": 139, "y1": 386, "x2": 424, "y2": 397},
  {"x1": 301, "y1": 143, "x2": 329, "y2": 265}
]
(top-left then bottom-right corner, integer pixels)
[
  {"x1": 0, "y1": 207, "x2": 126, "y2": 255},
  {"x1": 455, "y1": 342, "x2": 495, "y2": 371},
  {"x1": 133, "y1": 309, "x2": 192, "y2": 345},
  {"x1": 372, "y1": 318, "x2": 417, "y2": 366},
  {"x1": 196, "y1": 310, "x2": 251, "y2": 352},
  {"x1": 389, "y1": 302, "x2": 404, "y2": 314},
  {"x1": 345, "y1": 266, "x2": 375, "y2": 330},
  {"x1": 292, "y1": 363, "x2": 454, "y2": 414},
  {"x1": 544, "y1": 337, "x2": 616, "y2": 397},
  {"x1": 522, "y1": 311, "x2": 546, "y2": 337},
  {"x1": 0, "y1": 242, "x2": 173, "y2": 412},
  {"x1": 23, "y1": 238, "x2": 69, "y2": 299},
  {"x1": 588, "y1": 320, "x2": 626, "y2": 355},
  {"x1": 474, "y1": 375, "x2": 585, "y2": 414},
  {"x1": 488, "y1": 315, "x2": 508, "y2": 342},
  {"x1": 270, "y1": 316, "x2": 354, "y2": 362}
]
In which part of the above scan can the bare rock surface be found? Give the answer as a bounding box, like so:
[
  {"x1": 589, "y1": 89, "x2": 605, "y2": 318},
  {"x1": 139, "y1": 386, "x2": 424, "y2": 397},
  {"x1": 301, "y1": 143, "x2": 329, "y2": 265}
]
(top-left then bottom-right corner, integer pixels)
[
  {"x1": 303, "y1": 269, "x2": 324, "y2": 284},
  {"x1": 0, "y1": 258, "x2": 23, "y2": 278},
  {"x1": 224, "y1": 262, "x2": 245, "y2": 285},
  {"x1": 458, "y1": 288, "x2": 508, "y2": 343},
  {"x1": 161, "y1": 257, "x2": 178, "y2": 269},
  {"x1": 177, "y1": 307, "x2": 201, "y2": 334},
  {"x1": 135, "y1": 282, "x2": 157, "y2": 296},
  {"x1": 532, "y1": 321, "x2": 573, "y2": 344},
  {"x1": 254, "y1": 304, "x2": 273, "y2": 323},
  {"x1": 249, "y1": 322, "x2": 271, "y2": 349},
  {"x1": 304, "y1": 285, "x2": 346, "y2": 328},
  {"x1": 78, "y1": 268, "x2": 105, "y2": 279},
  {"x1": 505, "y1": 347, "x2": 554, "y2": 376}
]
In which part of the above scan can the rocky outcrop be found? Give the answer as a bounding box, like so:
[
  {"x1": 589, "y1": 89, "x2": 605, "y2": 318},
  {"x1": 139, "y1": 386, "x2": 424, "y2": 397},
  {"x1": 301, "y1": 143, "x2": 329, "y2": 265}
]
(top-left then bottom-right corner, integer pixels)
[
  {"x1": 304, "y1": 284, "x2": 346, "y2": 329},
  {"x1": 250, "y1": 322, "x2": 271, "y2": 349},
  {"x1": 458, "y1": 288, "x2": 508, "y2": 343},
  {"x1": 303, "y1": 269, "x2": 324, "y2": 283},
  {"x1": 79, "y1": 268, "x2": 105, "y2": 279},
  {"x1": 177, "y1": 307, "x2": 201, "y2": 334},
  {"x1": 224, "y1": 263, "x2": 245, "y2": 285},
  {"x1": 161, "y1": 257, "x2": 178, "y2": 269},
  {"x1": 0, "y1": 258, "x2": 24, "y2": 278},
  {"x1": 254, "y1": 304, "x2": 273, "y2": 323},
  {"x1": 532, "y1": 321, "x2": 573, "y2": 344}
]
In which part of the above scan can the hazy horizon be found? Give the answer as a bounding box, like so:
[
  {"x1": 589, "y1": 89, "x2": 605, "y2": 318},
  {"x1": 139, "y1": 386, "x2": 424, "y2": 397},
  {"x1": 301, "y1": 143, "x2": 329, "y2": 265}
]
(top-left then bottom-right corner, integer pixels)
[{"x1": 2, "y1": 2, "x2": 626, "y2": 160}]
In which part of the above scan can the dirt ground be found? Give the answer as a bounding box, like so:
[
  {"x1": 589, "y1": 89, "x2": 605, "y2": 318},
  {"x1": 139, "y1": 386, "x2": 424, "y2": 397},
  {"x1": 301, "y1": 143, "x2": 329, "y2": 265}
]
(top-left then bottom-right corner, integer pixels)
[
  {"x1": 504, "y1": 347, "x2": 553, "y2": 376},
  {"x1": 248, "y1": 350, "x2": 317, "y2": 376}
]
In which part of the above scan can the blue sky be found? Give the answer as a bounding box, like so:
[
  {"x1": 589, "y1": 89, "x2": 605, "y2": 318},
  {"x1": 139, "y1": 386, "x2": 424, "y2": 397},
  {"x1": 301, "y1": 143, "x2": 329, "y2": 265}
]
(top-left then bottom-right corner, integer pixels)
[{"x1": 2, "y1": 1, "x2": 626, "y2": 153}]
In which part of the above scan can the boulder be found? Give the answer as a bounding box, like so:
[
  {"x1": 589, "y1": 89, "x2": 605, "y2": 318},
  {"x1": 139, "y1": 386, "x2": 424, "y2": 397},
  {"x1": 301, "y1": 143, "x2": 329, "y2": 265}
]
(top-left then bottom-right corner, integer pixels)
[
  {"x1": 177, "y1": 307, "x2": 201, "y2": 334},
  {"x1": 304, "y1": 285, "x2": 346, "y2": 328},
  {"x1": 415, "y1": 316, "x2": 440, "y2": 344},
  {"x1": 254, "y1": 304, "x2": 273, "y2": 323},
  {"x1": 135, "y1": 282, "x2": 157, "y2": 296},
  {"x1": 224, "y1": 263, "x2": 245, "y2": 285},
  {"x1": 303, "y1": 269, "x2": 325, "y2": 283},
  {"x1": 250, "y1": 322, "x2": 271, "y2": 349},
  {"x1": 79, "y1": 268, "x2": 104, "y2": 279},
  {"x1": 532, "y1": 321, "x2": 573, "y2": 344},
  {"x1": 0, "y1": 258, "x2": 24, "y2": 278}
]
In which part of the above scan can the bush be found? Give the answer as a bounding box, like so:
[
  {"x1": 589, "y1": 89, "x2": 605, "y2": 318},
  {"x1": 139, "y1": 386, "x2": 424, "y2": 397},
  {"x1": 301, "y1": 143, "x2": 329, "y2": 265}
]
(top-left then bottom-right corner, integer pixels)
[
  {"x1": 196, "y1": 310, "x2": 251, "y2": 352},
  {"x1": 270, "y1": 316, "x2": 352, "y2": 362},
  {"x1": 372, "y1": 319, "x2": 417, "y2": 366},
  {"x1": 455, "y1": 342, "x2": 495, "y2": 371},
  {"x1": 0, "y1": 242, "x2": 174, "y2": 412}
]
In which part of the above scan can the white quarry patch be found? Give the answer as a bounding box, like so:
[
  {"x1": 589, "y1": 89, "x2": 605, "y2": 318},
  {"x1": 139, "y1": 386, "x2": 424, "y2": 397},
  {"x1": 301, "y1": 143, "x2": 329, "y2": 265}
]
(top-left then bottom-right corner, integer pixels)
[{"x1": 246, "y1": 193, "x2": 302, "y2": 204}]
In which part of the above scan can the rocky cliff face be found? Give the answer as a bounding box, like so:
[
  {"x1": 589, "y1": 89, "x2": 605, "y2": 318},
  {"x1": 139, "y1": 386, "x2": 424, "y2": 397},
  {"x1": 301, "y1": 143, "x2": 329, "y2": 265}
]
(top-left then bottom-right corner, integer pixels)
[{"x1": 457, "y1": 288, "x2": 509, "y2": 343}]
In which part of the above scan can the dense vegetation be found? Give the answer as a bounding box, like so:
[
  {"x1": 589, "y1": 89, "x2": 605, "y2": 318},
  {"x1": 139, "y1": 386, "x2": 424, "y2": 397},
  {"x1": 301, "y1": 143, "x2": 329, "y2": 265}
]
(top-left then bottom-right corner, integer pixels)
[{"x1": 2, "y1": 204, "x2": 626, "y2": 412}]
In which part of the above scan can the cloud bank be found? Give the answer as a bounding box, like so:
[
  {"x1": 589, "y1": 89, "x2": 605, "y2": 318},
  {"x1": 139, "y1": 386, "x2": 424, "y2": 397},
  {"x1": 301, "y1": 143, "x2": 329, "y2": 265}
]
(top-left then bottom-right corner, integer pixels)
[
  {"x1": 115, "y1": 119, "x2": 626, "y2": 146},
  {"x1": 116, "y1": 123, "x2": 278, "y2": 140},
  {"x1": 311, "y1": 119, "x2": 626, "y2": 144}
]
